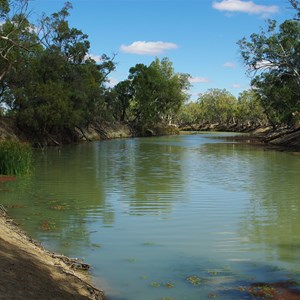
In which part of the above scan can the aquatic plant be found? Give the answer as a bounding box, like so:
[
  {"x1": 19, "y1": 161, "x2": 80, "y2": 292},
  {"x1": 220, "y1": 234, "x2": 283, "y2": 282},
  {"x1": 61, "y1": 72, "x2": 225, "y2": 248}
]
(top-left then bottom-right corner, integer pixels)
[
  {"x1": 208, "y1": 270, "x2": 219, "y2": 276},
  {"x1": 40, "y1": 219, "x2": 57, "y2": 231},
  {"x1": 40, "y1": 220, "x2": 51, "y2": 231},
  {"x1": 164, "y1": 282, "x2": 175, "y2": 288},
  {"x1": 0, "y1": 140, "x2": 32, "y2": 175},
  {"x1": 91, "y1": 243, "x2": 102, "y2": 248},
  {"x1": 142, "y1": 242, "x2": 157, "y2": 246},
  {"x1": 50, "y1": 205, "x2": 67, "y2": 210},
  {"x1": 236, "y1": 281, "x2": 300, "y2": 300},
  {"x1": 125, "y1": 258, "x2": 137, "y2": 262},
  {"x1": 186, "y1": 275, "x2": 203, "y2": 286},
  {"x1": 248, "y1": 285, "x2": 276, "y2": 298},
  {"x1": 150, "y1": 282, "x2": 161, "y2": 287}
]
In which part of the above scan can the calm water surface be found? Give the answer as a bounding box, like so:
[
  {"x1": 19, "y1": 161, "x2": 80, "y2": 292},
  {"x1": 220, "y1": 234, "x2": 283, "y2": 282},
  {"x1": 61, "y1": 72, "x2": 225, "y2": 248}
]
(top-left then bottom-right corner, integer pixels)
[{"x1": 1, "y1": 133, "x2": 300, "y2": 300}]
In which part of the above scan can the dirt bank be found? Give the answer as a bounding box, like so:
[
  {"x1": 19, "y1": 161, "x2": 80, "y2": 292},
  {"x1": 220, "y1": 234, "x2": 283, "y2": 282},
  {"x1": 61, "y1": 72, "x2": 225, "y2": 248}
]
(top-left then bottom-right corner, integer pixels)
[
  {"x1": 180, "y1": 124, "x2": 300, "y2": 151},
  {"x1": 0, "y1": 117, "x2": 133, "y2": 145},
  {"x1": 0, "y1": 116, "x2": 181, "y2": 147},
  {"x1": 0, "y1": 207, "x2": 105, "y2": 300}
]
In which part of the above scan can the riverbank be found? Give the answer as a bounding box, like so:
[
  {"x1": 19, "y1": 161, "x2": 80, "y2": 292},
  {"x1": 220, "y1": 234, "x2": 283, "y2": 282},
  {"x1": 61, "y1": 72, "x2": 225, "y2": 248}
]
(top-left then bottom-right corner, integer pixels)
[
  {"x1": 0, "y1": 206, "x2": 105, "y2": 300},
  {"x1": 180, "y1": 124, "x2": 300, "y2": 151},
  {"x1": 0, "y1": 116, "x2": 179, "y2": 146}
]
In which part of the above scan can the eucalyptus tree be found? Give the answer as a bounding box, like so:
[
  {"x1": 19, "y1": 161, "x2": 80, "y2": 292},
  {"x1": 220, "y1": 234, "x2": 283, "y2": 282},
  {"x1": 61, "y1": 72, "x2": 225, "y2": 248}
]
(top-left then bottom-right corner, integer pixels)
[
  {"x1": 237, "y1": 90, "x2": 268, "y2": 127},
  {"x1": 176, "y1": 101, "x2": 203, "y2": 128},
  {"x1": 2, "y1": 2, "x2": 115, "y2": 142},
  {"x1": 238, "y1": 0, "x2": 300, "y2": 126},
  {"x1": 128, "y1": 57, "x2": 190, "y2": 130},
  {"x1": 0, "y1": 0, "x2": 32, "y2": 82},
  {"x1": 197, "y1": 88, "x2": 237, "y2": 126},
  {"x1": 107, "y1": 79, "x2": 134, "y2": 122}
]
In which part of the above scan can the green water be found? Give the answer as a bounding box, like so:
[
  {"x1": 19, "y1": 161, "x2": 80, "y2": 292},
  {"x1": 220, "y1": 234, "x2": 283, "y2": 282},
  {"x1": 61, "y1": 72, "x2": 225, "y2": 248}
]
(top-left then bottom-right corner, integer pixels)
[{"x1": 1, "y1": 133, "x2": 300, "y2": 300}]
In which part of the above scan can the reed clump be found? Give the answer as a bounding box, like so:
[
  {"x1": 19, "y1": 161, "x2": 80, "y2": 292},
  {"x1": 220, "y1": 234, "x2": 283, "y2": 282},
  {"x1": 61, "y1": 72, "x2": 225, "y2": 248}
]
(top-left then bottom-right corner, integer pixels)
[{"x1": 0, "y1": 140, "x2": 32, "y2": 175}]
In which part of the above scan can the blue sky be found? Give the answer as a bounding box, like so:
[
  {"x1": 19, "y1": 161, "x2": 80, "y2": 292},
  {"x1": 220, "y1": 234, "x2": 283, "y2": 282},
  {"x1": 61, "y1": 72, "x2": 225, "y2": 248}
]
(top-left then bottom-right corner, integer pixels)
[{"x1": 28, "y1": 0, "x2": 294, "y2": 100}]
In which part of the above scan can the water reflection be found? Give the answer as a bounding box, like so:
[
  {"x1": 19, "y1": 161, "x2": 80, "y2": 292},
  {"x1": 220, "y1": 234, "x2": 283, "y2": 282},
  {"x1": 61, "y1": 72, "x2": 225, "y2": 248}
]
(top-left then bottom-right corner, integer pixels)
[
  {"x1": 94, "y1": 138, "x2": 185, "y2": 216},
  {"x1": 238, "y1": 151, "x2": 300, "y2": 263},
  {"x1": 1, "y1": 134, "x2": 300, "y2": 299}
]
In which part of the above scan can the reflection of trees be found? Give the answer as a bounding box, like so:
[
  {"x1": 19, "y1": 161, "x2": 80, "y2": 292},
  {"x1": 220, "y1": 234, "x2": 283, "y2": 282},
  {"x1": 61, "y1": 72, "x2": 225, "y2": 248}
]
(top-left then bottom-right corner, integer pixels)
[
  {"x1": 236, "y1": 150, "x2": 300, "y2": 263},
  {"x1": 4, "y1": 135, "x2": 299, "y2": 264},
  {"x1": 182, "y1": 141, "x2": 300, "y2": 263},
  {"x1": 95, "y1": 137, "x2": 185, "y2": 216},
  {"x1": 0, "y1": 143, "x2": 113, "y2": 255},
  {"x1": 0, "y1": 137, "x2": 186, "y2": 255}
]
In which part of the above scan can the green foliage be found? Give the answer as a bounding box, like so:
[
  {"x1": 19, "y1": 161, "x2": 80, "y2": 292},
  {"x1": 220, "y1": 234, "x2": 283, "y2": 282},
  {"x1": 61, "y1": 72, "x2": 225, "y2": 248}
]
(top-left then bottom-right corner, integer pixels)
[
  {"x1": 238, "y1": 0, "x2": 300, "y2": 126},
  {"x1": 0, "y1": 0, "x2": 9, "y2": 18},
  {"x1": 109, "y1": 57, "x2": 190, "y2": 131},
  {"x1": 0, "y1": 140, "x2": 32, "y2": 175},
  {"x1": 106, "y1": 79, "x2": 133, "y2": 122},
  {"x1": 237, "y1": 90, "x2": 268, "y2": 127},
  {"x1": 105, "y1": 57, "x2": 190, "y2": 132},
  {"x1": 1, "y1": 2, "x2": 188, "y2": 139},
  {"x1": 177, "y1": 88, "x2": 267, "y2": 129},
  {"x1": 137, "y1": 58, "x2": 190, "y2": 127},
  {"x1": 0, "y1": 1, "x2": 190, "y2": 141},
  {"x1": 186, "y1": 275, "x2": 204, "y2": 286},
  {"x1": 197, "y1": 88, "x2": 237, "y2": 125},
  {"x1": 0, "y1": 2, "x2": 115, "y2": 142},
  {"x1": 176, "y1": 102, "x2": 203, "y2": 127}
]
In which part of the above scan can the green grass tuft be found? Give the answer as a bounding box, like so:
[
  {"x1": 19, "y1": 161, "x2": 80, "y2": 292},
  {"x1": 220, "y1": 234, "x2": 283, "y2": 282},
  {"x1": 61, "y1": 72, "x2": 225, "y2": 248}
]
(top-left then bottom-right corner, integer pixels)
[{"x1": 0, "y1": 140, "x2": 32, "y2": 175}]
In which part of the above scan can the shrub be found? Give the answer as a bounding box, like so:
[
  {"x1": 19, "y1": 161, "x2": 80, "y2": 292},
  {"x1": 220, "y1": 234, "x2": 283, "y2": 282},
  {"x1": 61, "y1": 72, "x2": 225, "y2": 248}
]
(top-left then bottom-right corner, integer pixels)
[{"x1": 0, "y1": 140, "x2": 32, "y2": 175}]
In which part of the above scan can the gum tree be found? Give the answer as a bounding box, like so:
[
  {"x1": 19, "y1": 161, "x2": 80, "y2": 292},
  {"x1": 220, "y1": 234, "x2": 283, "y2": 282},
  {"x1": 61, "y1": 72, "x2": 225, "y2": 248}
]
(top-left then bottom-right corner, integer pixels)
[
  {"x1": 238, "y1": 0, "x2": 300, "y2": 126},
  {"x1": 197, "y1": 88, "x2": 237, "y2": 126},
  {"x1": 128, "y1": 57, "x2": 190, "y2": 130}
]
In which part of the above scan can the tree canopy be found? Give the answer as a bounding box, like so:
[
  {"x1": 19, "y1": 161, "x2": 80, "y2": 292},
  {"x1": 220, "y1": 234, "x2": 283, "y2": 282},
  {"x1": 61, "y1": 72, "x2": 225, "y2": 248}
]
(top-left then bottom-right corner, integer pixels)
[
  {"x1": 0, "y1": 1, "x2": 115, "y2": 143},
  {"x1": 107, "y1": 57, "x2": 190, "y2": 132},
  {"x1": 1, "y1": 0, "x2": 299, "y2": 144},
  {"x1": 0, "y1": 2, "x2": 192, "y2": 142},
  {"x1": 238, "y1": 0, "x2": 300, "y2": 126}
]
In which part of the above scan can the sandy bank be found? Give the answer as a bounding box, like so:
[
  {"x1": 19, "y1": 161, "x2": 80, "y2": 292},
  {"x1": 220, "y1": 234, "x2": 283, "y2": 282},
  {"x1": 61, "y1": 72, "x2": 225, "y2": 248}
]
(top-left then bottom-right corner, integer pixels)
[{"x1": 0, "y1": 207, "x2": 105, "y2": 300}]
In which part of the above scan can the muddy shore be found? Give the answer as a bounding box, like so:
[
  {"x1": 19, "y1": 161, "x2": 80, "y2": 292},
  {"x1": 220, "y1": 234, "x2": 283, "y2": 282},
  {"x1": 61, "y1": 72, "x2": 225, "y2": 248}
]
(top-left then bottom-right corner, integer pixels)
[
  {"x1": 0, "y1": 206, "x2": 105, "y2": 300},
  {"x1": 180, "y1": 125, "x2": 300, "y2": 151}
]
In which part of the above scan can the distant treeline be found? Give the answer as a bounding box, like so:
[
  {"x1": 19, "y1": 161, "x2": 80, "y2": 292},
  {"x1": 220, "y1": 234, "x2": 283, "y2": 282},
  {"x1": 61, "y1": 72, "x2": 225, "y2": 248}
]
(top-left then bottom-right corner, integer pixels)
[{"x1": 0, "y1": 0, "x2": 299, "y2": 145}]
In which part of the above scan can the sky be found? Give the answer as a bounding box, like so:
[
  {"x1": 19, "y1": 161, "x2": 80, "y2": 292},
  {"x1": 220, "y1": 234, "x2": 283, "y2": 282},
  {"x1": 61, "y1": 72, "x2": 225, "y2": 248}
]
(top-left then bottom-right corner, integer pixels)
[{"x1": 28, "y1": 0, "x2": 295, "y2": 100}]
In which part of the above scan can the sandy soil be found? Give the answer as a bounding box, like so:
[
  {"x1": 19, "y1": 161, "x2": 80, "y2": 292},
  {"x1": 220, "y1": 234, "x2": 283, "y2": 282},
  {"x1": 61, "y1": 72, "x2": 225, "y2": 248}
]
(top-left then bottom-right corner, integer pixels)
[{"x1": 0, "y1": 207, "x2": 105, "y2": 300}]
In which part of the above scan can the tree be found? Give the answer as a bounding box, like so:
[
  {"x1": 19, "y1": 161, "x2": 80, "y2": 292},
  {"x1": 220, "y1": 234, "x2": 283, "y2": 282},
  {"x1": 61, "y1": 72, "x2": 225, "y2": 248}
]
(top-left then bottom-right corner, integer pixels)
[
  {"x1": 0, "y1": 0, "x2": 34, "y2": 82},
  {"x1": 1, "y1": 2, "x2": 115, "y2": 143},
  {"x1": 38, "y1": 2, "x2": 90, "y2": 64},
  {"x1": 176, "y1": 101, "x2": 203, "y2": 128},
  {"x1": 107, "y1": 80, "x2": 133, "y2": 122},
  {"x1": 238, "y1": 0, "x2": 300, "y2": 126},
  {"x1": 128, "y1": 57, "x2": 190, "y2": 130},
  {"x1": 197, "y1": 88, "x2": 237, "y2": 126},
  {"x1": 237, "y1": 90, "x2": 268, "y2": 127}
]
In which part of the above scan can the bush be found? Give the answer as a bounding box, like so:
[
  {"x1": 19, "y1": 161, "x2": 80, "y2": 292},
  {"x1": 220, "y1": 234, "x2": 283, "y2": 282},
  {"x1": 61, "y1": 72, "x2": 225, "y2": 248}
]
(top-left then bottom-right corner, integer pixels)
[{"x1": 0, "y1": 140, "x2": 32, "y2": 175}]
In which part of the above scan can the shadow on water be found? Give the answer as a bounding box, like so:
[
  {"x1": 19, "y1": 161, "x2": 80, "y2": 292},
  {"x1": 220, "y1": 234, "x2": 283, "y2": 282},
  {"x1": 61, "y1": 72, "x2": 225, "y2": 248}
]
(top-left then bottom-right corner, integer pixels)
[{"x1": 1, "y1": 135, "x2": 300, "y2": 299}]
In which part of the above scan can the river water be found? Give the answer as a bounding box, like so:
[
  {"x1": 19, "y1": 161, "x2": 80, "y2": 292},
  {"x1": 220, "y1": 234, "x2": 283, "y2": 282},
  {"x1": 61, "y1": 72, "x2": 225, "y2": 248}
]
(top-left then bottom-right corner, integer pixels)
[{"x1": 1, "y1": 133, "x2": 300, "y2": 300}]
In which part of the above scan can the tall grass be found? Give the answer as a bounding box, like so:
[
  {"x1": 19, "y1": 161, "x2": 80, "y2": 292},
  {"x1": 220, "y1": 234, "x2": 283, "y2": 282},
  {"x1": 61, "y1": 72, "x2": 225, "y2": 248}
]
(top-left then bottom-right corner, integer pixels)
[{"x1": 0, "y1": 140, "x2": 32, "y2": 175}]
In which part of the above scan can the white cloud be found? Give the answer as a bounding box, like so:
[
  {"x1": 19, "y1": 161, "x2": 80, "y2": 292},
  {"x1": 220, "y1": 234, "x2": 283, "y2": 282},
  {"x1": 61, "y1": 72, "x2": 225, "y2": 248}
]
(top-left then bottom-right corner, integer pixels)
[
  {"x1": 212, "y1": 0, "x2": 279, "y2": 16},
  {"x1": 232, "y1": 84, "x2": 242, "y2": 88},
  {"x1": 223, "y1": 62, "x2": 236, "y2": 68},
  {"x1": 254, "y1": 60, "x2": 276, "y2": 69},
  {"x1": 86, "y1": 54, "x2": 103, "y2": 62},
  {"x1": 120, "y1": 41, "x2": 178, "y2": 55},
  {"x1": 107, "y1": 78, "x2": 119, "y2": 88},
  {"x1": 189, "y1": 77, "x2": 209, "y2": 83}
]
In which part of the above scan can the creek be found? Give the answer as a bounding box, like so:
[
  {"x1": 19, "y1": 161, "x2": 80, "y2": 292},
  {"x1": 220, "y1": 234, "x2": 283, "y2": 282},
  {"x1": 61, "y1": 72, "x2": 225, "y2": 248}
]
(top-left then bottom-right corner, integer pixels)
[{"x1": 1, "y1": 133, "x2": 300, "y2": 300}]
